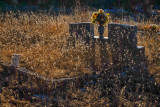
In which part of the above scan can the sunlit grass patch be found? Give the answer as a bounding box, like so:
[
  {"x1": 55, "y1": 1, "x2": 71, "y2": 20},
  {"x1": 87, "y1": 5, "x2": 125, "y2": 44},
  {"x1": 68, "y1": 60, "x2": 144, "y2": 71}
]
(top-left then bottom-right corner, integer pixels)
[
  {"x1": 0, "y1": 10, "x2": 160, "y2": 106},
  {"x1": 0, "y1": 11, "x2": 159, "y2": 81}
]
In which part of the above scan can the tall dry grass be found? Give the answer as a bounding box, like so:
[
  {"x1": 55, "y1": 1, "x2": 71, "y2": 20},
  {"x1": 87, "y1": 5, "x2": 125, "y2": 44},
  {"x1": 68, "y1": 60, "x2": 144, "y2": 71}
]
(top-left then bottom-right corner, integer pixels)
[
  {"x1": 0, "y1": 11, "x2": 96, "y2": 78},
  {"x1": 0, "y1": 10, "x2": 160, "y2": 81},
  {"x1": 0, "y1": 10, "x2": 160, "y2": 106}
]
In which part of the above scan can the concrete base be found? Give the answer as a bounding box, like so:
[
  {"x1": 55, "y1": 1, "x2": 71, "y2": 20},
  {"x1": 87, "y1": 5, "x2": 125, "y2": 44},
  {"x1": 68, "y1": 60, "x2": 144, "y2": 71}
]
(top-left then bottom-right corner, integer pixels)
[{"x1": 93, "y1": 36, "x2": 109, "y2": 43}]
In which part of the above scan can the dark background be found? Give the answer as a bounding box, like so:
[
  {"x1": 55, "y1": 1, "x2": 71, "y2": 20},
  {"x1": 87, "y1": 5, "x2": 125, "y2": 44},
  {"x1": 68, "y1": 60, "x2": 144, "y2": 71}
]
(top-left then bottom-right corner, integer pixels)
[{"x1": 0, "y1": 0, "x2": 160, "y2": 12}]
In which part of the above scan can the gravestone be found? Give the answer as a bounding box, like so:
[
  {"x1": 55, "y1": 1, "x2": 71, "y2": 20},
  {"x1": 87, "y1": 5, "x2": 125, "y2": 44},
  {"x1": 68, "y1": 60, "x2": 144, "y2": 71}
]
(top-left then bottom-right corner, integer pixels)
[
  {"x1": 69, "y1": 22, "x2": 95, "y2": 70},
  {"x1": 108, "y1": 23, "x2": 138, "y2": 68},
  {"x1": 92, "y1": 36, "x2": 110, "y2": 71},
  {"x1": 11, "y1": 54, "x2": 20, "y2": 67},
  {"x1": 134, "y1": 46, "x2": 146, "y2": 66},
  {"x1": 69, "y1": 22, "x2": 94, "y2": 45},
  {"x1": 69, "y1": 22, "x2": 146, "y2": 71}
]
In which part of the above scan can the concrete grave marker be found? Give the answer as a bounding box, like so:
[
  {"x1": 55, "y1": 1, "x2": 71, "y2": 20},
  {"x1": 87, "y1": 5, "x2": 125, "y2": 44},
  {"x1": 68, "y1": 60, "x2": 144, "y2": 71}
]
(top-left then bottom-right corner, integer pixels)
[
  {"x1": 108, "y1": 23, "x2": 138, "y2": 68},
  {"x1": 69, "y1": 22, "x2": 94, "y2": 45},
  {"x1": 68, "y1": 22, "x2": 146, "y2": 71},
  {"x1": 11, "y1": 54, "x2": 20, "y2": 67}
]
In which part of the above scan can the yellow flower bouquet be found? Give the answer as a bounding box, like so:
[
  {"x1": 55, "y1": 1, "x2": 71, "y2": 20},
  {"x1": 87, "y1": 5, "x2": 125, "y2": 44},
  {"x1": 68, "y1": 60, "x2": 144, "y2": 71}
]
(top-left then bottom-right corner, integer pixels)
[{"x1": 91, "y1": 9, "x2": 109, "y2": 26}]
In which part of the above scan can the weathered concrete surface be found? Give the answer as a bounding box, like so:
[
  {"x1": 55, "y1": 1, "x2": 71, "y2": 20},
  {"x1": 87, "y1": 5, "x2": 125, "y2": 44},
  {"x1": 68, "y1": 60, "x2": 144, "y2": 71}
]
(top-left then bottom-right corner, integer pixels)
[
  {"x1": 108, "y1": 23, "x2": 138, "y2": 68},
  {"x1": 11, "y1": 54, "x2": 20, "y2": 67},
  {"x1": 108, "y1": 23, "x2": 137, "y2": 49},
  {"x1": 69, "y1": 22, "x2": 94, "y2": 44}
]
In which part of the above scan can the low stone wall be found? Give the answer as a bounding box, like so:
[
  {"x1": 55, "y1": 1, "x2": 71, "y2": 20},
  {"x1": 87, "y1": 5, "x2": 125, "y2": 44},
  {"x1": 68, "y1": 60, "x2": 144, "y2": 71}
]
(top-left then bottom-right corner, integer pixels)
[{"x1": 0, "y1": 61, "x2": 102, "y2": 98}]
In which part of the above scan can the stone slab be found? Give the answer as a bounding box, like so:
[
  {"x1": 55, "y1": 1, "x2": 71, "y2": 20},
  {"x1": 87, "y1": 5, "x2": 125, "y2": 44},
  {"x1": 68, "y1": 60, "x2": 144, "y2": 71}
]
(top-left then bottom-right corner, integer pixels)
[
  {"x1": 69, "y1": 22, "x2": 94, "y2": 44},
  {"x1": 108, "y1": 23, "x2": 138, "y2": 68},
  {"x1": 133, "y1": 46, "x2": 146, "y2": 66},
  {"x1": 136, "y1": 46, "x2": 145, "y2": 55},
  {"x1": 11, "y1": 54, "x2": 20, "y2": 67},
  {"x1": 93, "y1": 36, "x2": 109, "y2": 43},
  {"x1": 108, "y1": 23, "x2": 137, "y2": 49}
]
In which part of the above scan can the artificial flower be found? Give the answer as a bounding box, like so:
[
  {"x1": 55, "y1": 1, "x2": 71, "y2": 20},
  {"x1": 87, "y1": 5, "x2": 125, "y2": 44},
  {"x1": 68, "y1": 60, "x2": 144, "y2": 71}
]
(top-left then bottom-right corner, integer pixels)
[{"x1": 91, "y1": 9, "x2": 109, "y2": 26}]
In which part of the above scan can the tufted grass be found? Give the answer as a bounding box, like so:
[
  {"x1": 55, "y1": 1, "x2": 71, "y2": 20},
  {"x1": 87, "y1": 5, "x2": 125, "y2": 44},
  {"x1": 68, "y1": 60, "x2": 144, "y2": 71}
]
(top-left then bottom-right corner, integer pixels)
[{"x1": 0, "y1": 10, "x2": 160, "y2": 106}]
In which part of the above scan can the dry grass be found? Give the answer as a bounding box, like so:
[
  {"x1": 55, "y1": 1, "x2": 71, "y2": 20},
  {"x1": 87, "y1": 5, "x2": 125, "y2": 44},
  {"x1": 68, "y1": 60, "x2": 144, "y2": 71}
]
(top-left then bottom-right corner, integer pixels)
[
  {"x1": 137, "y1": 31, "x2": 160, "y2": 83},
  {"x1": 0, "y1": 89, "x2": 30, "y2": 107},
  {"x1": 0, "y1": 10, "x2": 160, "y2": 106},
  {"x1": 0, "y1": 11, "x2": 96, "y2": 78},
  {"x1": 0, "y1": 11, "x2": 160, "y2": 80}
]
